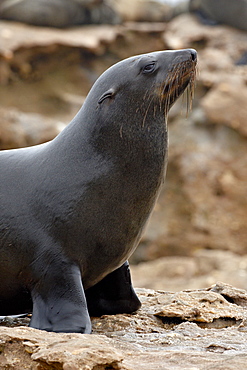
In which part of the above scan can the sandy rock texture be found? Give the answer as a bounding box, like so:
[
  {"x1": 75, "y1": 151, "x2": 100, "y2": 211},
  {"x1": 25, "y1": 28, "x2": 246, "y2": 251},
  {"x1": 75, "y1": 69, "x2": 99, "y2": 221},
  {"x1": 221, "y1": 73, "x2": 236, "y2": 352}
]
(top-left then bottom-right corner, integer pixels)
[
  {"x1": 0, "y1": 107, "x2": 65, "y2": 149},
  {"x1": 1, "y1": 284, "x2": 247, "y2": 369},
  {"x1": 131, "y1": 249, "x2": 247, "y2": 292},
  {"x1": 141, "y1": 14, "x2": 247, "y2": 259},
  {"x1": 110, "y1": 0, "x2": 174, "y2": 22},
  {"x1": 0, "y1": 20, "x2": 166, "y2": 126}
]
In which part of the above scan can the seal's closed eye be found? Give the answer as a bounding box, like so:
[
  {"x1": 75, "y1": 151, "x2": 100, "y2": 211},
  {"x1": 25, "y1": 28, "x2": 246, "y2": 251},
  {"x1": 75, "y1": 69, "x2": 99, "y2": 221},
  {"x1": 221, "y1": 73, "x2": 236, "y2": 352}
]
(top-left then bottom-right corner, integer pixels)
[{"x1": 98, "y1": 89, "x2": 115, "y2": 104}]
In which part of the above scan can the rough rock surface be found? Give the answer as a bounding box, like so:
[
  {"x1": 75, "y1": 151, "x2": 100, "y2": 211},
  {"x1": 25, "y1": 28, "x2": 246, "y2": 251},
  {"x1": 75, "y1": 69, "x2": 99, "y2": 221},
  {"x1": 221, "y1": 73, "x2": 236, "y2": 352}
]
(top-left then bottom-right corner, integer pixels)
[
  {"x1": 0, "y1": 21, "x2": 166, "y2": 122},
  {"x1": 1, "y1": 284, "x2": 247, "y2": 369},
  {"x1": 0, "y1": 107, "x2": 64, "y2": 149},
  {"x1": 140, "y1": 14, "x2": 247, "y2": 258},
  {"x1": 110, "y1": 0, "x2": 174, "y2": 22},
  {"x1": 132, "y1": 249, "x2": 247, "y2": 292}
]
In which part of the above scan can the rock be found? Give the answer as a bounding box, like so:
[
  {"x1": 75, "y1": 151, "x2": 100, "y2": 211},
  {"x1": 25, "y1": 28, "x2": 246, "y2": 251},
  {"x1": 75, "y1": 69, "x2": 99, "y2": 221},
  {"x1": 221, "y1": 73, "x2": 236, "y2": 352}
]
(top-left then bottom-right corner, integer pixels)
[
  {"x1": 1, "y1": 284, "x2": 247, "y2": 369},
  {"x1": 0, "y1": 20, "x2": 166, "y2": 112},
  {"x1": 131, "y1": 249, "x2": 247, "y2": 292},
  {"x1": 210, "y1": 282, "x2": 247, "y2": 308},
  {"x1": 0, "y1": 20, "x2": 122, "y2": 56},
  {"x1": 140, "y1": 113, "x2": 247, "y2": 256},
  {"x1": 0, "y1": 107, "x2": 64, "y2": 149},
  {"x1": 131, "y1": 256, "x2": 199, "y2": 290},
  {"x1": 201, "y1": 75, "x2": 247, "y2": 137},
  {"x1": 0, "y1": 327, "x2": 125, "y2": 369},
  {"x1": 136, "y1": 14, "x2": 247, "y2": 258},
  {"x1": 109, "y1": 0, "x2": 173, "y2": 22},
  {"x1": 164, "y1": 13, "x2": 247, "y2": 57},
  {"x1": 154, "y1": 290, "x2": 246, "y2": 328}
]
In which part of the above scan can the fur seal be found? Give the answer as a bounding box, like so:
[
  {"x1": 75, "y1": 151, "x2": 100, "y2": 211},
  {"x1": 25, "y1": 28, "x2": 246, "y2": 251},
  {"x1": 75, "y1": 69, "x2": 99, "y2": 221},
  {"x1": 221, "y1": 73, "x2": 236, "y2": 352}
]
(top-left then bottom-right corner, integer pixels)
[
  {"x1": 190, "y1": 0, "x2": 247, "y2": 32},
  {"x1": 0, "y1": 49, "x2": 197, "y2": 333},
  {"x1": 0, "y1": 0, "x2": 120, "y2": 28}
]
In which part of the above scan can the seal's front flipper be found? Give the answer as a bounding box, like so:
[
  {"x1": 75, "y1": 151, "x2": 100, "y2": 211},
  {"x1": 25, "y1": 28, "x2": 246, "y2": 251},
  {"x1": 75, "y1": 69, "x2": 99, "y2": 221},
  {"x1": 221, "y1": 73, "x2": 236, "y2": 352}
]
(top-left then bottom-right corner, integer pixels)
[
  {"x1": 29, "y1": 262, "x2": 91, "y2": 333},
  {"x1": 86, "y1": 261, "x2": 141, "y2": 316}
]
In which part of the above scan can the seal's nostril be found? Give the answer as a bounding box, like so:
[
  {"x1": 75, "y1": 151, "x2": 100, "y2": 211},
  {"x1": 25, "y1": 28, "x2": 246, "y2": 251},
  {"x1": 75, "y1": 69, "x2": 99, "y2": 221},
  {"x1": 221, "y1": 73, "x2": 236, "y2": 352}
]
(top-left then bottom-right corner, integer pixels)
[{"x1": 190, "y1": 49, "x2": 197, "y2": 62}]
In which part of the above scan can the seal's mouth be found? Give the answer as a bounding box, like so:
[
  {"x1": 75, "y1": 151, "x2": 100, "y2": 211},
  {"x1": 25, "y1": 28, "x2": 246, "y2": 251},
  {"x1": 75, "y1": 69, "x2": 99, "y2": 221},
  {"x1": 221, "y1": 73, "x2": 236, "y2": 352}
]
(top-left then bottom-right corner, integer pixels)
[{"x1": 161, "y1": 59, "x2": 197, "y2": 115}]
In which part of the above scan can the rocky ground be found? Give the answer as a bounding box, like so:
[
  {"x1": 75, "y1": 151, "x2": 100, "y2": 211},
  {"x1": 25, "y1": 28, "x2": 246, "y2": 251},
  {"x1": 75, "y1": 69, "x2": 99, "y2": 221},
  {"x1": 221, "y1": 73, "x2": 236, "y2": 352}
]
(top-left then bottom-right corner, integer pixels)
[
  {"x1": 0, "y1": 10, "x2": 247, "y2": 370},
  {"x1": 1, "y1": 283, "x2": 247, "y2": 369}
]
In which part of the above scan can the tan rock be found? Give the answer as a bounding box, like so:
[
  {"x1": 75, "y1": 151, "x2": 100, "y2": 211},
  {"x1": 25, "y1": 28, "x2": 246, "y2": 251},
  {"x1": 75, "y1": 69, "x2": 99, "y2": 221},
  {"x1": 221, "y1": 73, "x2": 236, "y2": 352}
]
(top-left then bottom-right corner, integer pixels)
[
  {"x1": 0, "y1": 107, "x2": 64, "y2": 149},
  {"x1": 131, "y1": 250, "x2": 247, "y2": 292},
  {"x1": 154, "y1": 290, "x2": 246, "y2": 326},
  {"x1": 110, "y1": 0, "x2": 173, "y2": 22},
  {"x1": 1, "y1": 285, "x2": 247, "y2": 369},
  {"x1": 201, "y1": 75, "x2": 247, "y2": 137},
  {"x1": 0, "y1": 327, "x2": 125, "y2": 370},
  {"x1": 164, "y1": 13, "x2": 247, "y2": 60},
  {"x1": 0, "y1": 21, "x2": 122, "y2": 56}
]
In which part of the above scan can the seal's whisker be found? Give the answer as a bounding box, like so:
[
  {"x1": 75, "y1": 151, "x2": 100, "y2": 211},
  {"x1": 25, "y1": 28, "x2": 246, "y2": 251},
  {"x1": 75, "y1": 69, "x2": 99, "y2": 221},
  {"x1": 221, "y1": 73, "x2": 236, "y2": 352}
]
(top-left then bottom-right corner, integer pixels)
[
  {"x1": 161, "y1": 58, "x2": 197, "y2": 117},
  {"x1": 143, "y1": 88, "x2": 151, "y2": 100},
  {"x1": 165, "y1": 76, "x2": 174, "y2": 115},
  {"x1": 119, "y1": 125, "x2": 123, "y2": 138},
  {"x1": 186, "y1": 67, "x2": 196, "y2": 114},
  {"x1": 153, "y1": 104, "x2": 157, "y2": 118},
  {"x1": 142, "y1": 94, "x2": 155, "y2": 127},
  {"x1": 138, "y1": 88, "x2": 154, "y2": 121}
]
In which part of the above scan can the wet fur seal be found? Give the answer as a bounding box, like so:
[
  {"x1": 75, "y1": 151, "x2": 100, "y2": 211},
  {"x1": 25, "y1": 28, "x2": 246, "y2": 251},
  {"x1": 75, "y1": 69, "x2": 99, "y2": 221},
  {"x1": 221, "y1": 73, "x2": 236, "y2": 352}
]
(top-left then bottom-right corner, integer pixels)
[{"x1": 0, "y1": 49, "x2": 197, "y2": 333}]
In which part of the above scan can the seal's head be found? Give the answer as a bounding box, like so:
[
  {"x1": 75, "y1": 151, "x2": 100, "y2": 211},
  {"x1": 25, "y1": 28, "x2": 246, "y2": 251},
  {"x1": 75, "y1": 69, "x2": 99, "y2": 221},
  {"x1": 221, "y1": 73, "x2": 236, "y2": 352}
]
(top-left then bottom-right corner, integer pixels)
[{"x1": 82, "y1": 49, "x2": 197, "y2": 131}]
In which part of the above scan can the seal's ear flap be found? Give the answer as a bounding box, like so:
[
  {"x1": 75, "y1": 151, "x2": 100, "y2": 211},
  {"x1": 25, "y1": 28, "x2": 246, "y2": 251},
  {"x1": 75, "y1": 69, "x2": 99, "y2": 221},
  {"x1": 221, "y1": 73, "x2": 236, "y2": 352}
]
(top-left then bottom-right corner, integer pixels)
[{"x1": 98, "y1": 88, "x2": 115, "y2": 104}]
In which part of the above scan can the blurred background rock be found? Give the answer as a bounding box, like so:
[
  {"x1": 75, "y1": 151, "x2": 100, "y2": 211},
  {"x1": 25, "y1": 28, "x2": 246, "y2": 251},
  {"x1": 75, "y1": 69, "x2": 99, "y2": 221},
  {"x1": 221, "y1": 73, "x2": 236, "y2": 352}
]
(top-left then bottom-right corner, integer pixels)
[{"x1": 0, "y1": 0, "x2": 246, "y2": 292}]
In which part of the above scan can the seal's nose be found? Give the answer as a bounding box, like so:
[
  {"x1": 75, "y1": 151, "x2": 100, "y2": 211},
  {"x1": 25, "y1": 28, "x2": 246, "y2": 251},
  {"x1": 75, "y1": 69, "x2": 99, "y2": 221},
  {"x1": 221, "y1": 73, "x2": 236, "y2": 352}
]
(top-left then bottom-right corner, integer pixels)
[{"x1": 189, "y1": 49, "x2": 197, "y2": 62}]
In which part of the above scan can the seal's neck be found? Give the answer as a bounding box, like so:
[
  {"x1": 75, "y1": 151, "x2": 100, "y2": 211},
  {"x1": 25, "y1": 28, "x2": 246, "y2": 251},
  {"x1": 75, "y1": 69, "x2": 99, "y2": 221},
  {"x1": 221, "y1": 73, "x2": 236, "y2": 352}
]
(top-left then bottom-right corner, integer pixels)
[{"x1": 54, "y1": 102, "x2": 167, "y2": 162}]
